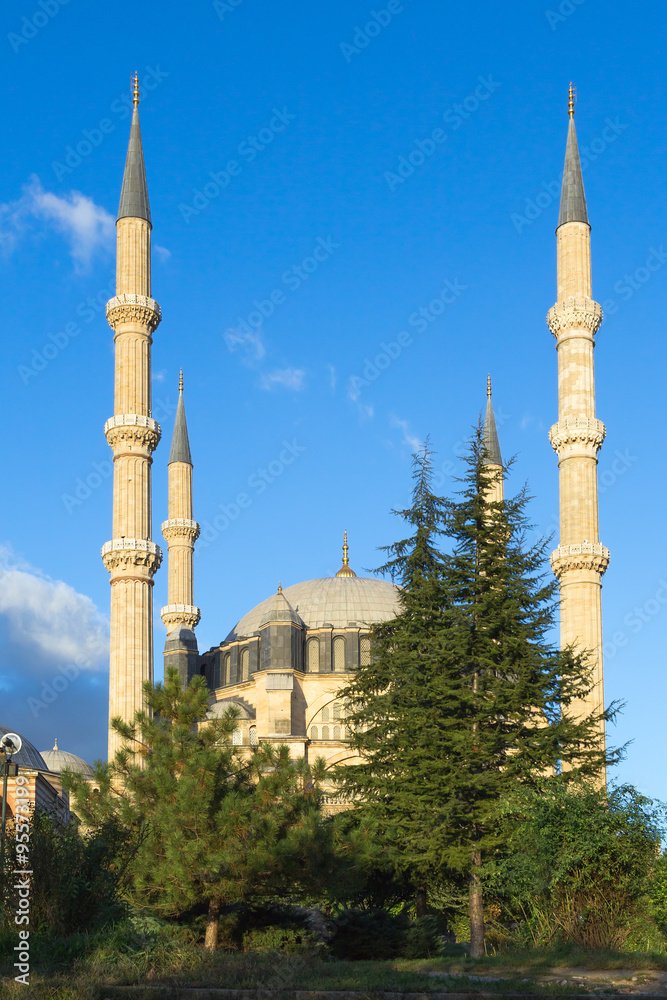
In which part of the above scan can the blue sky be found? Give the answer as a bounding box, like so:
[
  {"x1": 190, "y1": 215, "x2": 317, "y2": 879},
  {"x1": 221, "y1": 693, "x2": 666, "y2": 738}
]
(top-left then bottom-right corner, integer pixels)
[{"x1": 0, "y1": 0, "x2": 665, "y2": 797}]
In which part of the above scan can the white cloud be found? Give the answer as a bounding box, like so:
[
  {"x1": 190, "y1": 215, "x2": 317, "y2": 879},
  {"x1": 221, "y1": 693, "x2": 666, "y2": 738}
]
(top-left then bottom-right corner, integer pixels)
[
  {"x1": 0, "y1": 175, "x2": 114, "y2": 271},
  {"x1": 259, "y1": 367, "x2": 306, "y2": 391},
  {"x1": 152, "y1": 369, "x2": 167, "y2": 383},
  {"x1": 0, "y1": 546, "x2": 108, "y2": 673},
  {"x1": 391, "y1": 416, "x2": 422, "y2": 451},
  {"x1": 327, "y1": 364, "x2": 337, "y2": 391},
  {"x1": 154, "y1": 244, "x2": 171, "y2": 262},
  {"x1": 224, "y1": 325, "x2": 266, "y2": 365}
]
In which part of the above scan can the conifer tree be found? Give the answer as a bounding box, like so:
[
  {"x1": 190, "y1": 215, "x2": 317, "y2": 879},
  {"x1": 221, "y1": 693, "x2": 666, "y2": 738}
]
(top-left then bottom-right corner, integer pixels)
[
  {"x1": 66, "y1": 669, "x2": 326, "y2": 950},
  {"x1": 339, "y1": 432, "x2": 620, "y2": 957}
]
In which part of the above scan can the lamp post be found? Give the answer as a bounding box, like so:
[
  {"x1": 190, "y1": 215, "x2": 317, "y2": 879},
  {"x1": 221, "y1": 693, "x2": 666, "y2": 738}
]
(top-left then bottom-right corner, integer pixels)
[{"x1": 0, "y1": 734, "x2": 21, "y2": 878}]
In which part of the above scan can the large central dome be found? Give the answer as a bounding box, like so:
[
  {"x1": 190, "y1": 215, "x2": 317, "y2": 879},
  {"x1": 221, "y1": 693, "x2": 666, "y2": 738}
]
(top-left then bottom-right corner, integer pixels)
[{"x1": 227, "y1": 576, "x2": 401, "y2": 640}]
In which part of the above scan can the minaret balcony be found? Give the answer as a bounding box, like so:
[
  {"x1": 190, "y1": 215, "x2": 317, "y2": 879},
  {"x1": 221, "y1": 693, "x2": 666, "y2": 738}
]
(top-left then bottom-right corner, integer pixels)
[
  {"x1": 549, "y1": 416, "x2": 605, "y2": 456},
  {"x1": 162, "y1": 518, "x2": 200, "y2": 542},
  {"x1": 550, "y1": 542, "x2": 610, "y2": 579},
  {"x1": 105, "y1": 413, "x2": 161, "y2": 453},
  {"x1": 547, "y1": 297, "x2": 602, "y2": 340},
  {"x1": 106, "y1": 293, "x2": 161, "y2": 333},
  {"x1": 101, "y1": 538, "x2": 162, "y2": 575},
  {"x1": 161, "y1": 604, "x2": 201, "y2": 630}
]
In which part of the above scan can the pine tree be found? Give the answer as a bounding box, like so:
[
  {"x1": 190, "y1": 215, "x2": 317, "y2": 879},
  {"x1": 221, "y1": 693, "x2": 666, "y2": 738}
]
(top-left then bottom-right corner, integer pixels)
[
  {"x1": 66, "y1": 669, "x2": 326, "y2": 950},
  {"x1": 339, "y1": 432, "x2": 620, "y2": 957}
]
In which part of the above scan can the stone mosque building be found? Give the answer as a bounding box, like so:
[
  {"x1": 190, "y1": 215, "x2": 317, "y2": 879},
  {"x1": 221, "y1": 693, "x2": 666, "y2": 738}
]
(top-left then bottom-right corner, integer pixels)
[{"x1": 5, "y1": 80, "x2": 604, "y2": 793}]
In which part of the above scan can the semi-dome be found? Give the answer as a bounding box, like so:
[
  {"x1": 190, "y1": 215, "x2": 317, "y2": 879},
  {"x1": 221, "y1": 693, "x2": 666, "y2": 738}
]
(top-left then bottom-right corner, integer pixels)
[
  {"x1": 39, "y1": 740, "x2": 94, "y2": 778},
  {"x1": 0, "y1": 724, "x2": 48, "y2": 771},
  {"x1": 227, "y1": 575, "x2": 401, "y2": 641}
]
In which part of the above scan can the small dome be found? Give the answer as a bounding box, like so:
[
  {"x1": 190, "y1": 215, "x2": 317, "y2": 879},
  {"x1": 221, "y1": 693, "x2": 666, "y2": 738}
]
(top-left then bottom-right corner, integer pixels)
[
  {"x1": 227, "y1": 575, "x2": 400, "y2": 640},
  {"x1": 0, "y1": 725, "x2": 49, "y2": 771},
  {"x1": 39, "y1": 740, "x2": 94, "y2": 778}
]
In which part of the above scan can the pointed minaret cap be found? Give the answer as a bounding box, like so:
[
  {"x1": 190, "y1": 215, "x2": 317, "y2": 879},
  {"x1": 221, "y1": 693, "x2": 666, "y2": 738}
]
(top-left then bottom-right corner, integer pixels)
[
  {"x1": 117, "y1": 73, "x2": 152, "y2": 225},
  {"x1": 482, "y1": 375, "x2": 503, "y2": 467},
  {"x1": 168, "y1": 371, "x2": 192, "y2": 465},
  {"x1": 335, "y1": 530, "x2": 357, "y2": 578},
  {"x1": 558, "y1": 83, "x2": 588, "y2": 228}
]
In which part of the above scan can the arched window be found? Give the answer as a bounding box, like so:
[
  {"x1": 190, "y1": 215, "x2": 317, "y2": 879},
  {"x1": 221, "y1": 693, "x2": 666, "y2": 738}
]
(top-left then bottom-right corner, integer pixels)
[
  {"x1": 333, "y1": 636, "x2": 345, "y2": 671},
  {"x1": 333, "y1": 702, "x2": 341, "y2": 720},
  {"x1": 249, "y1": 725, "x2": 258, "y2": 746},
  {"x1": 333, "y1": 725, "x2": 341, "y2": 740},
  {"x1": 232, "y1": 728, "x2": 242, "y2": 745},
  {"x1": 321, "y1": 726, "x2": 329, "y2": 740},
  {"x1": 306, "y1": 637, "x2": 320, "y2": 672},
  {"x1": 360, "y1": 636, "x2": 371, "y2": 666},
  {"x1": 241, "y1": 648, "x2": 249, "y2": 681},
  {"x1": 310, "y1": 726, "x2": 318, "y2": 740},
  {"x1": 322, "y1": 706, "x2": 329, "y2": 722},
  {"x1": 224, "y1": 653, "x2": 230, "y2": 685}
]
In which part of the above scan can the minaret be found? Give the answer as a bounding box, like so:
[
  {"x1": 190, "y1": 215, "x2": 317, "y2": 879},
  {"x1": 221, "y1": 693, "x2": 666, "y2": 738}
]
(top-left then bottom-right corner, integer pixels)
[
  {"x1": 547, "y1": 85, "x2": 609, "y2": 751},
  {"x1": 482, "y1": 375, "x2": 504, "y2": 504},
  {"x1": 161, "y1": 372, "x2": 201, "y2": 688},
  {"x1": 102, "y1": 75, "x2": 162, "y2": 759}
]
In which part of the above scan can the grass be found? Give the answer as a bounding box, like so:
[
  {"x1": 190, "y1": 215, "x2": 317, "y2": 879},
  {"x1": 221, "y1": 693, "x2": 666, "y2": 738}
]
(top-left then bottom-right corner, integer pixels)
[{"x1": 393, "y1": 944, "x2": 667, "y2": 974}]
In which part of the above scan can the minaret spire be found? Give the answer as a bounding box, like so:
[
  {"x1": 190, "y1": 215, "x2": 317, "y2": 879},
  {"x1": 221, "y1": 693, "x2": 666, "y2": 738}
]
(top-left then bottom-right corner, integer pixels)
[
  {"x1": 161, "y1": 372, "x2": 201, "y2": 687},
  {"x1": 548, "y1": 88, "x2": 609, "y2": 777},
  {"x1": 482, "y1": 375, "x2": 503, "y2": 503},
  {"x1": 102, "y1": 77, "x2": 162, "y2": 760}
]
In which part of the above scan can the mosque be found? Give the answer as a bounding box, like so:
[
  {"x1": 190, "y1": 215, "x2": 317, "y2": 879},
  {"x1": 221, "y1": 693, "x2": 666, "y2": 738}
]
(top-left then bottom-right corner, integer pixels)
[{"x1": 1, "y1": 82, "x2": 608, "y2": 804}]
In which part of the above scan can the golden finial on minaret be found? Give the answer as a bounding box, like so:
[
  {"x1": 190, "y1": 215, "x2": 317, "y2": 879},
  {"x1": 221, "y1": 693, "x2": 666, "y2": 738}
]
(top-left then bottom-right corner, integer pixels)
[
  {"x1": 133, "y1": 72, "x2": 140, "y2": 108},
  {"x1": 487, "y1": 373, "x2": 492, "y2": 398},
  {"x1": 278, "y1": 581, "x2": 282, "y2": 594},
  {"x1": 335, "y1": 530, "x2": 357, "y2": 577},
  {"x1": 568, "y1": 81, "x2": 575, "y2": 118},
  {"x1": 179, "y1": 369, "x2": 184, "y2": 392}
]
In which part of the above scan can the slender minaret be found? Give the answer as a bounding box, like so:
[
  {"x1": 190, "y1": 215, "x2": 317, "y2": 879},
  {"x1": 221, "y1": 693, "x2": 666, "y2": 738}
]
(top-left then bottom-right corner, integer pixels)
[
  {"x1": 102, "y1": 75, "x2": 162, "y2": 759},
  {"x1": 482, "y1": 375, "x2": 504, "y2": 504},
  {"x1": 161, "y1": 372, "x2": 201, "y2": 688},
  {"x1": 547, "y1": 85, "x2": 609, "y2": 753}
]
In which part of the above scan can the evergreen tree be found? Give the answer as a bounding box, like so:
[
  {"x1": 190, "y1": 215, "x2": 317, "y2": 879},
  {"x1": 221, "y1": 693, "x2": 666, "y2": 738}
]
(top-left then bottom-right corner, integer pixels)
[
  {"x1": 66, "y1": 669, "x2": 326, "y2": 950},
  {"x1": 338, "y1": 432, "x2": 620, "y2": 957}
]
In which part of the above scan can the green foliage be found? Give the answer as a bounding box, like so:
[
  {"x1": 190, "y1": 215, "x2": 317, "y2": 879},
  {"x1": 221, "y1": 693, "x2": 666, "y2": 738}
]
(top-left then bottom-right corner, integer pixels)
[
  {"x1": 649, "y1": 854, "x2": 667, "y2": 934},
  {"x1": 64, "y1": 668, "x2": 328, "y2": 931},
  {"x1": 336, "y1": 435, "x2": 617, "y2": 954},
  {"x1": 0, "y1": 810, "x2": 125, "y2": 938},
  {"x1": 493, "y1": 781, "x2": 667, "y2": 950},
  {"x1": 242, "y1": 924, "x2": 321, "y2": 954},
  {"x1": 329, "y1": 908, "x2": 410, "y2": 960}
]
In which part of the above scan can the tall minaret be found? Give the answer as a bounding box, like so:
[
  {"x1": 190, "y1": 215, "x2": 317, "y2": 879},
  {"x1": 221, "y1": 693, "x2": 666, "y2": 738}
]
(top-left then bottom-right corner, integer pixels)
[
  {"x1": 547, "y1": 85, "x2": 609, "y2": 751},
  {"x1": 161, "y1": 372, "x2": 201, "y2": 688},
  {"x1": 102, "y1": 75, "x2": 162, "y2": 759},
  {"x1": 482, "y1": 375, "x2": 504, "y2": 504}
]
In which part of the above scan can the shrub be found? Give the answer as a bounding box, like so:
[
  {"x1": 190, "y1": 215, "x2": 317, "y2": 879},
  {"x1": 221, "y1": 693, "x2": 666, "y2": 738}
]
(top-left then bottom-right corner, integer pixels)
[{"x1": 242, "y1": 925, "x2": 321, "y2": 954}]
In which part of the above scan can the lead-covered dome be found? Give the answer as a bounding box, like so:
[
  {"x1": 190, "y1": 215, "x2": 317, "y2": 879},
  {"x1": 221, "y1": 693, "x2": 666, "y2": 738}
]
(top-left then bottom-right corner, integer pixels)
[
  {"x1": 0, "y1": 724, "x2": 48, "y2": 771},
  {"x1": 40, "y1": 740, "x2": 94, "y2": 778},
  {"x1": 227, "y1": 576, "x2": 401, "y2": 641}
]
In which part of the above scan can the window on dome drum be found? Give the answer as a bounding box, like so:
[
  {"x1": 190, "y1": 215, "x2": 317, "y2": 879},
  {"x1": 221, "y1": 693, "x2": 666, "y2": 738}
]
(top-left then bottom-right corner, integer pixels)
[
  {"x1": 333, "y1": 725, "x2": 341, "y2": 740},
  {"x1": 321, "y1": 726, "x2": 329, "y2": 740},
  {"x1": 310, "y1": 726, "x2": 318, "y2": 740},
  {"x1": 241, "y1": 648, "x2": 249, "y2": 681},
  {"x1": 322, "y1": 706, "x2": 329, "y2": 722},
  {"x1": 224, "y1": 653, "x2": 230, "y2": 686},
  {"x1": 360, "y1": 635, "x2": 371, "y2": 666},
  {"x1": 249, "y1": 726, "x2": 258, "y2": 746},
  {"x1": 333, "y1": 636, "x2": 345, "y2": 671},
  {"x1": 307, "y1": 636, "x2": 320, "y2": 672},
  {"x1": 333, "y1": 702, "x2": 341, "y2": 720},
  {"x1": 232, "y1": 728, "x2": 242, "y2": 745}
]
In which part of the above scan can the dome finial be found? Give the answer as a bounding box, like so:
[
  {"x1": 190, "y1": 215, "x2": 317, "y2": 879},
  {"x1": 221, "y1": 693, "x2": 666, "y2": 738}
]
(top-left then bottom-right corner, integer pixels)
[
  {"x1": 133, "y1": 71, "x2": 140, "y2": 108},
  {"x1": 568, "y1": 81, "x2": 575, "y2": 118},
  {"x1": 278, "y1": 581, "x2": 282, "y2": 594},
  {"x1": 336, "y1": 530, "x2": 357, "y2": 577},
  {"x1": 53, "y1": 737, "x2": 58, "y2": 750}
]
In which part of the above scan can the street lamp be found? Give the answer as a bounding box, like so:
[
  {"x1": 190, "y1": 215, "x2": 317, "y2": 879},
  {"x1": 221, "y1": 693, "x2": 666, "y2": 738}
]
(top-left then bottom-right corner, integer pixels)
[{"x1": 1, "y1": 733, "x2": 21, "y2": 876}]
